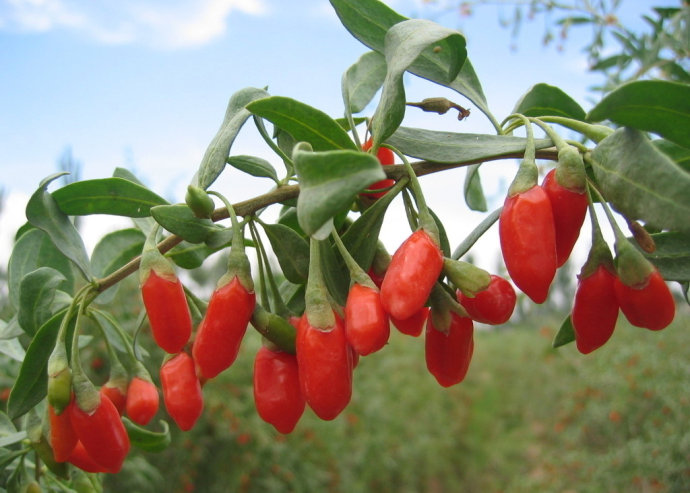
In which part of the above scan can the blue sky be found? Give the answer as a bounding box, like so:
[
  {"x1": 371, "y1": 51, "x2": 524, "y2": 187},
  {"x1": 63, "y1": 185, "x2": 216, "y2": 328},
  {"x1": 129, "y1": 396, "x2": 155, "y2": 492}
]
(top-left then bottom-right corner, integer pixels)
[{"x1": 0, "y1": 0, "x2": 654, "y2": 268}]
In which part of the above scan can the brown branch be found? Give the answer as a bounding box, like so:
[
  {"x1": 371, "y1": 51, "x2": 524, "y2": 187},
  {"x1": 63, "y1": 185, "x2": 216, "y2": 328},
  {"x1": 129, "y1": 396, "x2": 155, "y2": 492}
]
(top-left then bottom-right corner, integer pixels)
[{"x1": 94, "y1": 149, "x2": 559, "y2": 294}]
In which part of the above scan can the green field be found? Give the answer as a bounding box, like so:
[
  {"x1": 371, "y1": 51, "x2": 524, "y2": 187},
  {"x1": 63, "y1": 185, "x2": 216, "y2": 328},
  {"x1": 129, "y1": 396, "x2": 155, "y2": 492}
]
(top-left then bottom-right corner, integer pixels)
[{"x1": 108, "y1": 305, "x2": 690, "y2": 493}]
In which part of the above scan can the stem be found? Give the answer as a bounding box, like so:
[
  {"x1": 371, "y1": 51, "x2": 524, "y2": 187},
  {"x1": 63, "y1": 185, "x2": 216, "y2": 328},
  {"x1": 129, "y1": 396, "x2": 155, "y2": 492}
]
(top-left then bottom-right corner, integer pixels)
[
  {"x1": 587, "y1": 180, "x2": 627, "y2": 244},
  {"x1": 451, "y1": 206, "x2": 502, "y2": 260},
  {"x1": 253, "y1": 115, "x2": 294, "y2": 177},
  {"x1": 305, "y1": 238, "x2": 335, "y2": 329},
  {"x1": 528, "y1": 115, "x2": 614, "y2": 143},
  {"x1": 70, "y1": 300, "x2": 99, "y2": 412},
  {"x1": 391, "y1": 146, "x2": 438, "y2": 238},
  {"x1": 331, "y1": 227, "x2": 375, "y2": 289},
  {"x1": 251, "y1": 221, "x2": 291, "y2": 317},
  {"x1": 504, "y1": 114, "x2": 538, "y2": 196},
  {"x1": 402, "y1": 188, "x2": 419, "y2": 231},
  {"x1": 248, "y1": 222, "x2": 270, "y2": 309}
]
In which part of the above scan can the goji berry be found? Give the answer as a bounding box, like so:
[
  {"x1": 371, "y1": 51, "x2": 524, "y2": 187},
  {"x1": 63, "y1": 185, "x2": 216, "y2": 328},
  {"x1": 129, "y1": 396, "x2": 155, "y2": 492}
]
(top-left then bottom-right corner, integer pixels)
[
  {"x1": 49, "y1": 403, "x2": 77, "y2": 463},
  {"x1": 390, "y1": 306, "x2": 429, "y2": 337},
  {"x1": 67, "y1": 441, "x2": 109, "y2": 474},
  {"x1": 192, "y1": 276, "x2": 256, "y2": 380},
  {"x1": 125, "y1": 377, "x2": 160, "y2": 426},
  {"x1": 141, "y1": 269, "x2": 192, "y2": 354},
  {"x1": 160, "y1": 352, "x2": 204, "y2": 431},
  {"x1": 100, "y1": 384, "x2": 127, "y2": 415},
  {"x1": 499, "y1": 185, "x2": 557, "y2": 303},
  {"x1": 344, "y1": 283, "x2": 390, "y2": 355},
  {"x1": 425, "y1": 312, "x2": 474, "y2": 387},
  {"x1": 456, "y1": 275, "x2": 516, "y2": 325},
  {"x1": 614, "y1": 268, "x2": 675, "y2": 331},
  {"x1": 380, "y1": 229, "x2": 443, "y2": 320},
  {"x1": 361, "y1": 138, "x2": 395, "y2": 199},
  {"x1": 253, "y1": 346, "x2": 305, "y2": 434},
  {"x1": 572, "y1": 264, "x2": 619, "y2": 354}
]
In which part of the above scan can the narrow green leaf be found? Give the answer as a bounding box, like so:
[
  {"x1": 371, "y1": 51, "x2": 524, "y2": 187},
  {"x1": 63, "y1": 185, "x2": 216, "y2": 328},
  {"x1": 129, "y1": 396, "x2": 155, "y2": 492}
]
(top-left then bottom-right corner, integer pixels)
[
  {"x1": 166, "y1": 241, "x2": 219, "y2": 269},
  {"x1": 92, "y1": 229, "x2": 146, "y2": 278},
  {"x1": 151, "y1": 204, "x2": 223, "y2": 244},
  {"x1": 320, "y1": 239, "x2": 349, "y2": 307},
  {"x1": 590, "y1": 128, "x2": 690, "y2": 232},
  {"x1": 26, "y1": 175, "x2": 92, "y2": 280},
  {"x1": 386, "y1": 127, "x2": 553, "y2": 163},
  {"x1": 90, "y1": 309, "x2": 148, "y2": 359},
  {"x1": 640, "y1": 232, "x2": 690, "y2": 282},
  {"x1": 463, "y1": 164, "x2": 488, "y2": 212},
  {"x1": 122, "y1": 418, "x2": 171, "y2": 453},
  {"x1": 0, "y1": 431, "x2": 27, "y2": 448},
  {"x1": 280, "y1": 280, "x2": 306, "y2": 316},
  {"x1": 553, "y1": 315, "x2": 575, "y2": 348},
  {"x1": 329, "y1": 0, "x2": 498, "y2": 130},
  {"x1": 260, "y1": 223, "x2": 310, "y2": 284},
  {"x1": 587, "y1": 80, "x2": 690, "y2": 148},
  {"x1": 8, "y1": 309, "x2": 72, "y2": 420},
  {"x1": 0, "y1": 317, "x2": 23, "y2": 340},
  {"x1": 341, "y1": 186, "x2": 398, "y2": 271},
  {"x1": 654, "y1": 139, "x2": 690, "y2": 173},
  {"x1": 226, "y1": 155, "x2": 280, "y2": 183},
  {"x1": 512, "y1": 83, "x2": 586, "y2": 120},
  {"x1": 342, "y1": 51, "x2": 387, "y2": 114},
  {"x1": 8, "y1": 229, "x2": 74, "y2": 310},
  {"x1": 277, "y1": 206, "x2": 307, "y2": 237},
  {"x1": 18, "y1": 267, "x2": 66, "y2": 336},
  {"x1": 247, "y1": 96, "x2": 357, "y2": 151},
  {"x1": 428, "y1": 208, "x2": 451, "y2": 258},
  {"x1": 196, "y1": 87, "x2": 270, "y2": 190},
  {"x1": 0, "y1": 338, "x2": 25, "y2": 362},
  {"x1": 52, "y1": 178, "x2": 168, "y2": 217},
  {"x1": 113, "y1": 167, "x2": 157, "y2": 235},
  {"x1": 294, "y1": 148, "x2": 385, "y2": 236},
  {"x1": 372, "y1": 19, "x2": 466, "y2": 147}
]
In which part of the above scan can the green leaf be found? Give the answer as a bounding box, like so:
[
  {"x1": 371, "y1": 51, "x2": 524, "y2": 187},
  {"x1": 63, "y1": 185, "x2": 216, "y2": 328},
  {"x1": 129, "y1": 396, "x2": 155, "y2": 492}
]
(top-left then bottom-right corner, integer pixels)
[
  {"x1": 320, "y1": 239, "x2": 349, "y2": 307},
  {"x1": 91, "y1": 309, "x2": 148, "y2": 360},
  {"x1": 654, "y1": 139, "x2": 690, "y2": 173},
  {"x1": 113, "y1": 167, "x2": 158, "y2": 235},
  {"x1": 342, "y1": 51, "x2": 387, "y2": 114},
  {"x1": 428, "y1": 208, "x2": 451, "y2": 258},
  {"x1": 341, "y1": 185, "x2": 398, "y2": 271},
  {"x1": 329, "y1": 0, "x2": 498, "y2": 130},
  {"x1": 52, "y1": 178, "x2": 168, "y2": 217},
  {"x1": 18, "y1": 267, "x2": 66, "y2": 336},
  {"x1": 463, "y1": 164, "x2": 488, "y2": 212},
  {"x1": 280, "y1": 280, "x2": 306, "y2": 316},
  {"x1": 277, "y1": 206, "x2": 307, "y2": 237},
  {"x1": 195, "y1": 87, "x2": 270, "y2": 190},
  {"x1": 8, "y1": 309, "x2": 72, "y2": 419},
  {"x1": 0, "y1": 317, "x2": 23, "y2": 340},
  {"x1": 247, "y1": 96, "x2": 357, "y2": 151},
  {"x1": 122, "y1": 418, "x2": 171, "y2": 453},
  {"x1": 260, "y1": 222, "x2": 310, "y2": 285},
  {"x1": 294, "y1": 148, "x2": 385, "y2": 236},
  {"x1": 512, "y1": 83, "x2": 586, "y2": 120},
  {"x1": 226, "y1": 155, "x2": 280, "y2": 184},
  {"x1": 372, "y1": 19, "x2": 466, "y2": 147},
  {"x1": 91, "y1": 228, "x2": 146, "y2": 304},
  {"x1": 0, "y1": 338, "x2": 25, "y2": 362},
  {"x1": 386, "y1": 127, "x2": 553, "y2": 163},
  {"x1": 587, "y1": 80, "x2": 690, "y2": 149},
  {"x1": 0, "y1": 432, "x2": 27, "y2": 448},
  {"x1": 151, "y1": 204, "x2": 223, "y2": 244},
  {"x1": 26, "y1": 174, "x2": 92, "y2": 280},
  {"x1": 8, "y1": 229, "x2": 74, "y2": 310},
  {"x1": 640, "y1": 232, "x2": 690, "y2": 282},
  {"x1": 590, "y1": 128, "x2": 690, "y2": 232},
  {"x1": 166, "y1": 241, "x2": 218, "y2": 269},
  {"x1": 553, "y1": 315, "x2": 575, "y2": 348}
]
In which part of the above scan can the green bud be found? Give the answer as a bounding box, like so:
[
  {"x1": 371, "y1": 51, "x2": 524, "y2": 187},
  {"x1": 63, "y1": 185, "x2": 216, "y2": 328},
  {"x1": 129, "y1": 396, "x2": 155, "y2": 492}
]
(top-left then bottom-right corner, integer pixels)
[
  {"x1": 185, "y1": 185, "x2": 216, "y2": 219},
  {"x1": 443, "y1": 258, "x2": 491, "y2": 297},
  {"x1": 555, "y1": 146, "x2": 586, "y2": 191},
  {"x1": 47, "y1": 343, "x2": 72, "y2": 414}
]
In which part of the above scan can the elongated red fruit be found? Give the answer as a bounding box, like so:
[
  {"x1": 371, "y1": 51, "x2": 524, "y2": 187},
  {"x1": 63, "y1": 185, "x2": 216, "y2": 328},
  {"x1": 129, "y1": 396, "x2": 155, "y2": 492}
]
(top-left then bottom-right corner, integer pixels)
[
  {"x1": 425, "y1": 313, "x2": 474, "y2": 387},
  {"x1": 380, "y1": 229, "x2": 443, "y2": 320},
  {"x1": 161, "y1": 352, "x2": 204, "y2": 431},
  {"x1": 69, "y1": 395, "x2": 130, "y2": 473},
  {"x1": 141, "y1": 270, "x2": 192, "y2": 354},
  {"x1": 67, "y1": 441, "x2": 109, "y2": 474},
  {"x1": 125, "y1": 377, "x2": 160, "y2": 426},
  {"x1": 614, "y1": 269, "x2": 675, "y2": 331},
  {"x1": 49, "y1": 404, "x2": 77, "y2": 463},
  {"x1": 499, "y1": 185, "x2": 557, "y2": 303},
  {"x1": 345, "y1": 283, "x2": 390, "y2": 355},
  {"x1": 296, "y1": 313, "x2": 352, "y2": 421},
  {"x1": 361, "y1": 138, "x2": 395, "y2": 199},
  {"x1": 253, "y1": 346, "x2": 305, "y2": 434},
  {"x1": 390, "y1": 307, "x2": 429, "y2": 337},
  {"x1": 542, "y1": 169, "x2": 588, "y2": 267},
  {"x1": 193, "y1": 276, "x2": 256, "y2": 380},
  {"x1": 572, "y1": 265, "x2": 619, "y2": 354},
  {"x1": 100, "y1": 384, "x2": 127, "y2": 415},
  {"x1": 456, "y1": 275, "x2": 516, "y2": 325}
]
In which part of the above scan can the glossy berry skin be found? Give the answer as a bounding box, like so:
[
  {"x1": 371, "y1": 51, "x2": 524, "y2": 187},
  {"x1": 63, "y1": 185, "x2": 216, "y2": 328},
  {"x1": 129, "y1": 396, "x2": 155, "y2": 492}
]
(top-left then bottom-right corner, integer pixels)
[
  {"x1": 296, "y1": 313, "x2": 352, "y2": 421},
  {"x1": 69, "y1": 395, "x2": 130, "y2": 473},
  {"x1": 345, "y1": 284, "x2": 390, "y2": 355},
  {"x1": 253, "y1": 346, "x2": 305, "y2": 434},
  {"x1": 125, "y1": 377, "x2": 160, "y2": 426},
  {"x1": 542, "y1": 169, "x2": 588, "y2": 267},
  {"x1": 456, "y1": 275, "x2": 516, "y2": 325},
  {"x1": 100, "y1": 384, "x2": 127, "y2": 415},
  {"x1": 361, "y1": 138, "x2": 395, "y2": 199},
  {"x1": 193, "y1": 276, "x2": 256, "y2": 380},
  {"x1": 391, "y1": 307, "x2": 429, "y2": 337},
  {"x1": 160, "y1": 352, "x2": 204, "y2": 431},
  {"x1": 141, "y1": 270, "x2": 192, "y2": 354},
  {"x1": 572, "y1": 265, "x2": 619, "y2": 354},
  {"x1": 425, "y1": 313, "x2": 474, "y2": 388},
  {"x1": 49, "y1": 404, "x2": 77, "y2": 463},
  {"x1": 499, "y1": 185, "x2": 557, "y2": 304},
  {"x1": 614, "y1": 269, "x2": 675, "y2": 331},
  {"x1": 67, "y1": 441, "x2": 109, "y2": 474},
  {"x1": 380, "y1": 230, "x2": 444, "y2": 320}
]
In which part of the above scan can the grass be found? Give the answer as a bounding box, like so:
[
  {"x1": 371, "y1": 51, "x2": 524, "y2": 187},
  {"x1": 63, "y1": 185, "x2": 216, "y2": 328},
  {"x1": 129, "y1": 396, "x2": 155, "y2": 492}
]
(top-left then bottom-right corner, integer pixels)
[{"x1": 107, "y1": 305, "x2": 690, "y2": 493}]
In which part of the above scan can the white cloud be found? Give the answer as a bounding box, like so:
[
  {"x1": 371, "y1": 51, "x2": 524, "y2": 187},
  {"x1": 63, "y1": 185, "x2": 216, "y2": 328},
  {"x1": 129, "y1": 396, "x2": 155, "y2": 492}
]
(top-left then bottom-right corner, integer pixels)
[{"x1": 0, "y1": 0, "x2": 269, "y2": 48}]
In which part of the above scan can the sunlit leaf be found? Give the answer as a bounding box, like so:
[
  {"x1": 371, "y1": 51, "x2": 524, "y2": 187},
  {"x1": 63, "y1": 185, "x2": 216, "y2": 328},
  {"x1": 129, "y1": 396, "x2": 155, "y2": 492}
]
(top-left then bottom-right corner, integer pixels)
[
  {"x1": 18, "y1": 267, "x2": 66, "y2": 336},
  {"x1": 512, "y1": 83, "x2": 586, "y2": 120},
  {"x1": 464, "y1": 164, "x2": 488, "y2": 212},
  {"x1": 151, "y1": 204, "x2": 223, "y2": 244},
  {"x1": 260, "y1": 222, "x2": 310, "y2": 284},
  {"x1": 226, "y1": 155, "x2": 280, "y2": 183},
  {"x1": 342, "y1": 51, "x2": 387, "y2": 114}
]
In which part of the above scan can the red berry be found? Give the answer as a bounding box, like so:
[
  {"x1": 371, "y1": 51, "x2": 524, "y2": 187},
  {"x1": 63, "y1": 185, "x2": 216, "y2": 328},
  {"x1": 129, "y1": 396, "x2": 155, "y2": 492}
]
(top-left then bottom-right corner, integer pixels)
[
  {"x1": 125, "y1": 377, "x2": 160, "y2": 426},
  {"x1": 456, "y1": 275, "x2": 516, "y2": 325},
  {"x1": 161, "y1": 353, "x2": 204, "y2": 431},
  {"x1": 572, "y1": 265, "x2": 619, "y2": 354},
  {"x1": 344, "y1": 283, "x2": 390, "y2": 355},
  {"x1": 390, "y1": 307, "x2": 429, "y2": 337},
  {"x1": 141, "y1": 270, "x2": 193, "y2": 354},
  {"x1": 425, "y1": 312, "x2": 474, "y2": 387},
  {"x1": 361, "y1": 138, "x2": 395, "y2": 199},
  {"x1": 614, "y1": 269, "x2": 675, "y2": 331}
]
